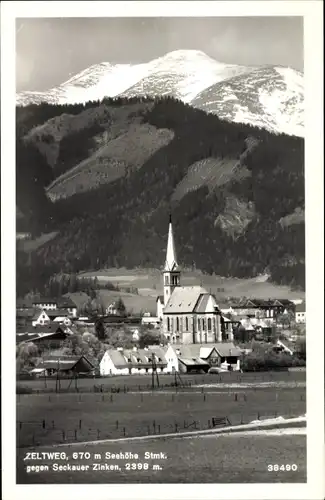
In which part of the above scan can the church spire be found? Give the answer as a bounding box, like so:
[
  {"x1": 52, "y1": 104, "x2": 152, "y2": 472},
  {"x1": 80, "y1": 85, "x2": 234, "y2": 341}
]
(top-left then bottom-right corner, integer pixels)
[{"x1": 164, "y1": 214, "x2": 178, "y2": 272}]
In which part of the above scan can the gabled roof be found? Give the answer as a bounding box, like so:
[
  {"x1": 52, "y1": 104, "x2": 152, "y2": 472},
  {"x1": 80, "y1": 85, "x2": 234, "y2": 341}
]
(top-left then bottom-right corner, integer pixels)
[
  {"x1": 168, "y1": 344, "x2": 215, "y2": 359},
  {"x1": 163, "y1": 286, "x2": 207, "y2": 314},
  {"x1": 37, "y1": 355, "x2": 94, "y2": 372},
  {"x1": 16, "y1": 308, "x2": 38, "y2": 318},
  {"x1": 214, "y1": 342, "x2": 242, "y2": 357},
  {"x1": 178, "y1": 357, "x2": 210, "y2": 367},
  {"x1": 32, "y1": 297, "x2": 58, "y2": 304},
  {"x1": 16, "y1": 324, "x2": 60, "y2": 336},
  {"x1": 32, "y1": 310, "x2": 50, "y2": 321},
  {"x1": 105, "y1": 350, "x2": 129, "y2": 369},
  {"x1": 58, "y1": 297, "x2": 77, "y2": 308},
  {"x1": 47, "y1": 309, "x2": 70, "y2": 317}
]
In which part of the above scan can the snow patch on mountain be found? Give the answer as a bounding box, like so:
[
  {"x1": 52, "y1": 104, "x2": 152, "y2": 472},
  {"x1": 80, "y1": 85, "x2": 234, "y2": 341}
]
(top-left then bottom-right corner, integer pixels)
[{"x1": 16, "y1": 50, "x2": 304, "y2": 137}]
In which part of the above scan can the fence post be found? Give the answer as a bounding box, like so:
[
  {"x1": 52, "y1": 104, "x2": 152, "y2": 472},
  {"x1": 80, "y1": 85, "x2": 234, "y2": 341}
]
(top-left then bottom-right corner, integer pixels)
[
  {"x1": 52, "y1": 420, "x2": 55, "y2": 429},
  {"x1": 158, "y1": 424, "x2": 161, "y2": 434},
  {"x1": 102, "y1": 394, "x2": 104, "y2": 402},
  {"x1": 203, "y1": 393, "x2": 206, "y2": 402},
  {"x1": 110, "y1": 394, "x2": 113, "y2": 403},
  {"x1": 62, "y1": 430, "x2": 65, "y2": 441},
  {"x1": 75, "y1": 429, "x2": 77, "y2": 440},
  {"x1": 235, "y1": 393, "x2": 238, "y2": 402},
  {"x1": 208, "y1": 419, "x2": 211, "y2": 428},
  {"x1": 257, "y1": 411, "x2": 260, "y2": 420},
  {"x1": 116, "y1": 420, "x2": 119, "y2": 430},
  {"x1": 97, "y1": 429, "x2": 100, "y2": 439},
  {"x1": 175, "y1": 423, "x2": 178, "y2": 433},
  {"x1": 42, "y1": 419, "x2": 45, "y2": 429},
  {"x1": 153, "y1": 420, "x2": 156, "y2": 433},
  {"x1": 79, "y1": 419, "x2": 82, "y2": 430},
  {"x1": 19, "y1": 421, "x2": 22, "y2": 430}
]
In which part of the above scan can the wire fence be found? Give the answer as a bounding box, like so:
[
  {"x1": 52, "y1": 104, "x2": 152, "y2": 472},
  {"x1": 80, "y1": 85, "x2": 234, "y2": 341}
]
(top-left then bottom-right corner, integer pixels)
[{"x1": 17, "y1": 405, "x2": 305, "y2": 448}]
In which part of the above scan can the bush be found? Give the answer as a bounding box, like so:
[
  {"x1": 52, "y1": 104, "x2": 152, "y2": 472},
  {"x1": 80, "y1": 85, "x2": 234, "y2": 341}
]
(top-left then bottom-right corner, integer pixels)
[{"x1": 241, "y1": 350, "x2": 295, "y2": 372}]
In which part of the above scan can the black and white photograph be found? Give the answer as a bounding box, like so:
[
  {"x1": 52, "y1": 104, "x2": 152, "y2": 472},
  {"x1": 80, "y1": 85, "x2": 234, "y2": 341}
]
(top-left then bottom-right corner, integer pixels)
[{"x1": 1, "y1": 2, "x2": 324, "y2": 499}]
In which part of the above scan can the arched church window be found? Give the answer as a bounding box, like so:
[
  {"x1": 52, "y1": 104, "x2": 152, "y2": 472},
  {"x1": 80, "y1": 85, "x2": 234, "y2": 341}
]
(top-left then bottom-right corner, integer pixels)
[
  {"x1": 165, "y1": 275, "x2": 169, "y2": 285},
  {"x1": 176, "y1": 317, "x2": 179, "y2": 332},
  {"x1": 198, "y1": 318, "x2": 201, "y2": 330},
  {"x1": 167, "y1": 317, "x2": 170, "y2": 331},
  {"x1": 202, "y1": 319, "x2": 205, "y2": 331},
  {"x1": 208, "y1": 318, "x2": 212, "y2": 331},
  {"x1": 185, "y1": 317, "x2": 189, "y2": 331}
]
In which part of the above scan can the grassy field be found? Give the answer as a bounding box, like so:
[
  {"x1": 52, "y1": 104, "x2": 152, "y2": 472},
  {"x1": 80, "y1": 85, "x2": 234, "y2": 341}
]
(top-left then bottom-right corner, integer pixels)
[
  {"x1": 17, "y1": 372, "x2": 306, "y2": 449},
  {"x1": 17, "y1": 432, "x2": 306, "y2": 483},
  {"x1": 78, "y1": 267, "x2": 305, "y2": 314}
]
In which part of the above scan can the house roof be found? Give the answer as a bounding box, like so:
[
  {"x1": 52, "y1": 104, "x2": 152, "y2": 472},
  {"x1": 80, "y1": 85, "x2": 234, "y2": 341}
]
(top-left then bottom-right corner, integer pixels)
[
  {"x1": 16, "y1": 308, "x2": 38, "y2": 318},
  {"x1": 37, "y1": 355, "x2": 94, "y2": 372},
  {"x1": 169, "y1": 344, "x2": 215, "y2": 359},
  {"x1": 16, "y1": 324, "x2": 60, "y2": 336},
  {"x1": 105, "y1": 350, "x2": 129, "y2": 369},
  {"x1": 104, "y1": 348, "x2": 167, "y2": 369},
  {"x1": 178, "y1": 357, "x2": 210, "y2": 367},
  {"x1": 31, "y1": 310, "x2": 50, "y2": 321},
  {"x1": 163, "y1": 286, "x2": 207, "y2": 314},
  {"x1": 214, "y1": 342, "x2": 242, "y2": 357},
  {"x1": 47, "y1": 309, "x2": 70, "y2": 317},
  {"x1": 295, "y1": 302, "x2": 306, "y2": 313},
  {"x1": 193, "y1": 294, "x2": 212, "y2": 314},
  {"x1": 58, "y1": 297, "x2": 77, "y2": 308},
  {"x1": 156, "y1": 295, "x2": 164, "y2": 303},
  {"x1": 32, "y1": 298, "x2": 58, "y2": 304}
]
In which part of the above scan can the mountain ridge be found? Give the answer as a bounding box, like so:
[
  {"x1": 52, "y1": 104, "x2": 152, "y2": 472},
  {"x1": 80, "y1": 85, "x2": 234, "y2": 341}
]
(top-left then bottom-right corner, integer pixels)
[{"x1": 16, "y1": 50, "x2": 303, "y2": 137}]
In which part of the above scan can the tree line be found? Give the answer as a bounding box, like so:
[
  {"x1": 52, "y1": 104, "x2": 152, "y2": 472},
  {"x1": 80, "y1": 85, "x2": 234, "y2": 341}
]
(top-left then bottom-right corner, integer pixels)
[{"x1": 16, "y1": 95, "x2": 305, "y2": 294}]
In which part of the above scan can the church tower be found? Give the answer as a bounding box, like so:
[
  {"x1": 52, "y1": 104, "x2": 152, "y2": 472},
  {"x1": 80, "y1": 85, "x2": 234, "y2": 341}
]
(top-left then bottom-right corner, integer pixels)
[{"x1": 163, "y1": 214, "x2": 181, "y2": 306}]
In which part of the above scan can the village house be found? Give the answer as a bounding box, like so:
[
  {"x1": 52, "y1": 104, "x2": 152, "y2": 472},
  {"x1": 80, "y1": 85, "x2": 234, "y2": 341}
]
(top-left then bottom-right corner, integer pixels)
[
  {"x1": 100, "y1": 346, "x2": 168, "y2": 376},
  {"x1": 16, "y1": 324, "x2": 72, "y2": 347},
  {"x1": 141, "y1": 313, "x2": 161, "y2": 329},
  {"x1": 295, "y1": 302, "x2": 306, "y2": 324},
  {"x1": 165, "y1": 343, "x2": 242, "y2": 373},
  {"x1": 30, "y1": 297, "x2": 77, "y2": 316},
  {"x1": 31, "y1": 309, "x2": 51, "y2": 326},
  {"x1": 30, "y1": 355, "x2": 94, "y2": 377},
  {"x1": 157, "y1": 216, "x2": 233, "y2": 344},
  {"x1": 230, "y1": 299, "x2": 295, "y2": 320}
]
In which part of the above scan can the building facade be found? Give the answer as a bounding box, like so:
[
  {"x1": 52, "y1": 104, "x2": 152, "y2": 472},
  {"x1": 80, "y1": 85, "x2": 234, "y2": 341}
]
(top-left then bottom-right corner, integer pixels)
[{"x1": 157, "y1": 216, "x2": 233, "y2": 344}]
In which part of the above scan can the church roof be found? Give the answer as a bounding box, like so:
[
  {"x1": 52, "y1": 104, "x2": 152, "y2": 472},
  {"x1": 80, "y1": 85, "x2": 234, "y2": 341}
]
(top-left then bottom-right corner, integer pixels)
[{"x1": 163, "y1": 286, "x2": 208, "y2": 314}]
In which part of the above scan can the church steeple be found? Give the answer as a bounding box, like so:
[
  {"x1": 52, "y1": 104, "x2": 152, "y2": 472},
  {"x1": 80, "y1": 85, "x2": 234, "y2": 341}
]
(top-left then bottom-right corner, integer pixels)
[
  {"x1": 164, "y1": 213, "x2": 178, "y2": 272},
  {"x1": 163, "y1": 214, "x2": 181, "y2": 305}
]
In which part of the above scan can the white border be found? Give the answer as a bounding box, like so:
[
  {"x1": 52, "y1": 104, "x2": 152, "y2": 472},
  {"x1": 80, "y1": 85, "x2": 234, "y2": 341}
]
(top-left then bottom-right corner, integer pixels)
[{"x1": 1, "y1": 2, "x2": 324, "y2": 500}]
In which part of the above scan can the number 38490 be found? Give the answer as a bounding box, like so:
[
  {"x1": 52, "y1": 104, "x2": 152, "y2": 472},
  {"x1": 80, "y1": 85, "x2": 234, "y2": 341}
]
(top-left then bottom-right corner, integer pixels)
[{"x1": 268, "y1": 464, "x2": 297, "y2": 472}]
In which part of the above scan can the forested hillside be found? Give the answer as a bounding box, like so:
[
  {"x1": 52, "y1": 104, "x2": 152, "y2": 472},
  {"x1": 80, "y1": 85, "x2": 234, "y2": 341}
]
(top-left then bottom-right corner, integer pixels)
[{"x1": 16, "y1": 97, "x2": 305, "y2": 297}]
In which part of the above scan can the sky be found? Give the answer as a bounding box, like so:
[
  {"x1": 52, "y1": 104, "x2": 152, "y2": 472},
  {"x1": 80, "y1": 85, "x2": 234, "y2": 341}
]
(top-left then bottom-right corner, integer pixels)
[{"x1": 16, "y1": 17, "x2": 303, "y2": 92}]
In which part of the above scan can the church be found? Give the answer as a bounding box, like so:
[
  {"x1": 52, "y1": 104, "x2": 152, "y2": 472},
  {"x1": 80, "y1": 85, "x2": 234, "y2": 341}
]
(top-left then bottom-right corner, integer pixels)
[{"x1": 156, "y1": 216, "x2": 233, "y2": 344}]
